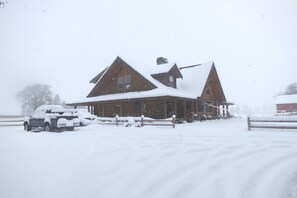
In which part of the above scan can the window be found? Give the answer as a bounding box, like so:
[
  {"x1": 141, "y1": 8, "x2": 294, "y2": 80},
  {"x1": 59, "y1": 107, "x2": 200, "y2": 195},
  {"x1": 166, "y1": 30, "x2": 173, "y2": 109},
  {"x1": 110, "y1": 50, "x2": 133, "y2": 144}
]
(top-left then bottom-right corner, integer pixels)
[
  {"x1": 125, "y1": 75, "x2": 131, "y2": 89},
  {"x1": 118, "y1": 76, "x2": 124, "y2": 90},
  {"x1": 206, "y1": 102, "x2": 213, "y2": 112},
  {"x1": 166, "y1": 101, "x2": 174, "y2": 117},
  {"x1": 197, "y1": 100, "x2": 204, "y2": 112},
  {"x1": 115, "y1": 104, "x2": 121, "y2": 115},
  {"x1": 142, "y1": 102, "x2": 147, "y2": 113},
  {"x1": 134, "y1": 101, "x2": 141, "y2": 112},
  {"x1": 168, "y1": 75, "x2": 174, "y2": 87},
  {"x1": 186, "y1": 101, "x2": 192, "y2": 111},
  {"x1": 118, "y1": 75, "x2": 131, "y2": 91}
]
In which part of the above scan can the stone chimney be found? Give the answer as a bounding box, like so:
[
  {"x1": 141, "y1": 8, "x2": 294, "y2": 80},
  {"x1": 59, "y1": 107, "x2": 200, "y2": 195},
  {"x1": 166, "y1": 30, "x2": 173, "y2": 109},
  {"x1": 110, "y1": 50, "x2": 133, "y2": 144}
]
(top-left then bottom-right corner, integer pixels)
[{"x1": 156, "y1": 57, "x2": 168, "y2": 65}]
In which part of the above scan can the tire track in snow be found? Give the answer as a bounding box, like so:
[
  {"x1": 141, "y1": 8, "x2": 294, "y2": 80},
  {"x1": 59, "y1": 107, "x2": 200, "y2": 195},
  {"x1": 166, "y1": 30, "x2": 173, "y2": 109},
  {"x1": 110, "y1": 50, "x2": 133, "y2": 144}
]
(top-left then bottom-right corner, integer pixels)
[
  {"x1": 97, "y1": 137, "x2": 212, "y2": 198},
  {"x1": 286, "y1": 173, "x2": 297, "y2": 198},
  {"x1": 65, "y1": 127, "x2": 297, "y2": 198},
  {"x1": 167, "y1": 146, "x2": 275, "y2": 198},
  {"x1": 240, "y1": 151, "x2": 297, "y2": 198},
  {"x1": 89, "y1": 136, "x2": 180, "y2": 197},
  {"x1": 125, "y1": 142, "x2": 241, "y2": 198}
]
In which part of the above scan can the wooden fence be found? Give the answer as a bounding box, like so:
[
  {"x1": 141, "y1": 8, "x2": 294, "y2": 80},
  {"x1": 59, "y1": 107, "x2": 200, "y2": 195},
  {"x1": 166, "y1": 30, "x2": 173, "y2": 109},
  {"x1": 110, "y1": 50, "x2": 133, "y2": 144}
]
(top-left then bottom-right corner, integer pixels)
[
  {"x1": 247, "y1": 116, "x2": 297, "y2": 131},
  {"x1": 0, "y1": 115, "x2": 24, "y2": 127},
  {"x1": 98, "y1": 115, "x2": 176, "y2": 128}
]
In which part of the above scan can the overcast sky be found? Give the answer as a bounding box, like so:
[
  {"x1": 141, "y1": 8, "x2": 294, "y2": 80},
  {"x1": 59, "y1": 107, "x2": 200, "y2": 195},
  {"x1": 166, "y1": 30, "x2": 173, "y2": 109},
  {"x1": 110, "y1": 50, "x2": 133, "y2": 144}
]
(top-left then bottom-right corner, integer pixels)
[{"x1": 1, "y1": 0, "x2": 297, "y2": 114}]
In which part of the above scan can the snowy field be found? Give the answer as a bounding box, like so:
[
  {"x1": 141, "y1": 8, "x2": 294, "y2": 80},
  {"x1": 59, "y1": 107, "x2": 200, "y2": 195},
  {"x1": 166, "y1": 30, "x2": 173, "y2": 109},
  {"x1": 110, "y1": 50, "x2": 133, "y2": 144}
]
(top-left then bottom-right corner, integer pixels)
[{"x1": 1, "y1": 119, "x2": 297, "y2": 198}]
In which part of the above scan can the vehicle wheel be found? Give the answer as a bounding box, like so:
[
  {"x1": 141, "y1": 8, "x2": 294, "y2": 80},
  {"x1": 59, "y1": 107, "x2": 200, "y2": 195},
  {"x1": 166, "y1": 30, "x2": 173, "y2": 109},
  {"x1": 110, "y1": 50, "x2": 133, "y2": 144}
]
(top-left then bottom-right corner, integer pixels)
[
  {"x1": 24, "y1": 122, "x2": 31, "y2": 131},
  {"x1": 66, "y1": 127, "x2": 74, "y2": 131},
  {"x1": 44, "y1": 123, "x2": 52, "y2": 132}
]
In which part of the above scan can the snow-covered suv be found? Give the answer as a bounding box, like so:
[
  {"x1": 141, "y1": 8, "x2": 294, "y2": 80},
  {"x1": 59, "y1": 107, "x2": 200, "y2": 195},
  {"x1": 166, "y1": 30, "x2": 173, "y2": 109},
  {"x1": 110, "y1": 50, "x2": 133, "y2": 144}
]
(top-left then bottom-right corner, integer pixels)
[{"x1": 23, "y1": 105, "x2": 80, "y2": 132}]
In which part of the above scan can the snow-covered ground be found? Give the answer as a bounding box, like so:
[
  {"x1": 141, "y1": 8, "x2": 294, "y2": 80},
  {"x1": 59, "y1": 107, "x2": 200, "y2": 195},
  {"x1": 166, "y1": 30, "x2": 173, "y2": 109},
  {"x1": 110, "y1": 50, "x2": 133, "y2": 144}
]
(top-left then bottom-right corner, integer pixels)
[{"x1": 1, "y1": 119, "x2": 297, "y2": 198}]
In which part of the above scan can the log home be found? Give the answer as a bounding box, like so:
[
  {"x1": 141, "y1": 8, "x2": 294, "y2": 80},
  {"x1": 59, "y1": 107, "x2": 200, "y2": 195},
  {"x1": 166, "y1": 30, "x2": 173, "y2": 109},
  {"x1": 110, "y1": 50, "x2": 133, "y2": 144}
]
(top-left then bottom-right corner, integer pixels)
[{"x1": 69, "y1": 56, "x2": 230, "y2": 120}]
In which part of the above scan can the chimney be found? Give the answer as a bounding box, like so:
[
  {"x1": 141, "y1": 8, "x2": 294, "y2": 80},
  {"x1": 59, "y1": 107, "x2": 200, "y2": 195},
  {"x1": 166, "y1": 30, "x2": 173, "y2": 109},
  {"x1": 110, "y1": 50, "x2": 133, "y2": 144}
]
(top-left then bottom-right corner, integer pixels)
[{"x1": 156, "y1": 57, "x2": 168, "y2": 65}]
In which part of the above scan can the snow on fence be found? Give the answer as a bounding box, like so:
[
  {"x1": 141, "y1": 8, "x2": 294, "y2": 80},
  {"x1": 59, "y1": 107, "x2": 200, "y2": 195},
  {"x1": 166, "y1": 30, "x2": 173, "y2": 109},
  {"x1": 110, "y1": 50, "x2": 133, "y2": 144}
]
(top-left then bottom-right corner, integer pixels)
[
  {"x1": 0, "y1": 115, "x2": 24, "y2": 127},
  {"x1": 97, "y1": 115, "x2": 176, "y2": 128},
  {"x1": 247, "y1": 116, "x2": 297, "y2": 131}
]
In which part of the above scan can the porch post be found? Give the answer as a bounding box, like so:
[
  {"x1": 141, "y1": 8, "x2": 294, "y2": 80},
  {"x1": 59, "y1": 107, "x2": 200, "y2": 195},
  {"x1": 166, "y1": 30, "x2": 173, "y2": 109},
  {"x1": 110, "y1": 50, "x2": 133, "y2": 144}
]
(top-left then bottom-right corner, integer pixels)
[
  {"x1": 216, "y1": 102, "x2": 220, "y2": 116},
  {"x1": 164, "y1": 98, "x2": 167, "y2": 119},
  {"x1": 184, "y1": 99, "x2": 187, "y2": 119},
  {"x1": 120, "y1": 101, "x2": 123, "y2": 116},
  {"x1": 222, "y1": 105, "x2": 225, "y2": 117},
  {"x1": 140, "y1": 99, "x2": 144, "y2": 116},
  {"x1": 174, "y1": 99, "x2": 177, "y2": 117}
]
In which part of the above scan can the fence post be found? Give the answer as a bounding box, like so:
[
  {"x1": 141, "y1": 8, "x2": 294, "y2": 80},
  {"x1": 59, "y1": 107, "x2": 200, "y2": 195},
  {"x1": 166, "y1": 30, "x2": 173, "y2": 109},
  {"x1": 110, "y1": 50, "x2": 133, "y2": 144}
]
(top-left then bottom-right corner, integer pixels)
[
  {"x1": 116, "y1": 115, "x2": 119, "y2": 126},
  {"x1": 141, "y1": 115, "x2": 144, "y2": 127},
  {"x1": 172, "y1": 115, "x2": 176, "y2": 128},
  {"x1": 247, "y1": 117, "x2": 251, "y2": 131}
]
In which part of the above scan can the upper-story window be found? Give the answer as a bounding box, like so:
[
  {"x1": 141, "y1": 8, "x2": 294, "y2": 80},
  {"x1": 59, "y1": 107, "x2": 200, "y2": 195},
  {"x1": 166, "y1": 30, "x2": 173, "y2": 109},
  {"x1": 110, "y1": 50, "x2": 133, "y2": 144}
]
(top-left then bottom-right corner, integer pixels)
[
  {"x1": 168, "y1": 75, "x2": 174, "y2": 87},
  {"x1": 125, "y1": 75, "x2": 131, "y2": 89},
  {"x1": 118, "y1": 75, "x2": 131, "y2": 91}
]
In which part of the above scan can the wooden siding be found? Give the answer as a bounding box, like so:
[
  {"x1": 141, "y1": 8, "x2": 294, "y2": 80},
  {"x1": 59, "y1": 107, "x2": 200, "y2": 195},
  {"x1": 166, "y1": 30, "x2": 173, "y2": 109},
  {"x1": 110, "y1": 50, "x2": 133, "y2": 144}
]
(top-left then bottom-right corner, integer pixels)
[
  {"x1": 277, "y1": 103, "x2": 297, "y2": 112},
  {"x1": 88, "y1": 57, "x2": 156, "y2": 97},
  {"x1": 92, "y1": 97, "x2": 199, "y2": 119},
  {"x1": 206, "y1": 65, "x2": 226, "y2": 104},
  {"x1": 151, "y1": 65, "x2": 181, "y2": 88},
  {"x1": 198, "y1": 65, "x2": 226, "y2": 116},
  {"x1": 152, "y1": 73, "x2": 177, "y2": 88}
]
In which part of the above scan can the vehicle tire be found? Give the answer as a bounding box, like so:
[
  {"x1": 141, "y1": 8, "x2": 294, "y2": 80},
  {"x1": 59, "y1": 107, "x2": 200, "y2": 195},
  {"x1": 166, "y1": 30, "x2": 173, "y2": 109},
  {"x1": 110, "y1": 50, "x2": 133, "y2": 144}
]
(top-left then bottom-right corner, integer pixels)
[
  {"x1": 44, "y1": 123, "x2": 52, "y2": 132},
  {"x1": 66, "y1": 127, "x2": 74, "y2": 131},
  {"x1": 24, "y1": 122, "x2": 31, "y2": 131}
]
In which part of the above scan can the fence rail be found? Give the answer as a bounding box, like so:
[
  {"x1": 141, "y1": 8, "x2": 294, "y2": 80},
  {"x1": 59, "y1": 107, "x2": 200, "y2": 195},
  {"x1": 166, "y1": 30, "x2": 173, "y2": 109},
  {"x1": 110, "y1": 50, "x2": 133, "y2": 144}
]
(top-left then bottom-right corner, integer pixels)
[
  {"x1": 0, "y1": 115, "x2": 177, "y2": 128},
  {"x1": 0, "y1": 115, "x2": 24, "y2": 127},
  {"x1": 98, "y1": 115, "x2": 176, "y2": 128},
  {"x1": 247, "y1": 116, "x2": 297, "y2": 131}
]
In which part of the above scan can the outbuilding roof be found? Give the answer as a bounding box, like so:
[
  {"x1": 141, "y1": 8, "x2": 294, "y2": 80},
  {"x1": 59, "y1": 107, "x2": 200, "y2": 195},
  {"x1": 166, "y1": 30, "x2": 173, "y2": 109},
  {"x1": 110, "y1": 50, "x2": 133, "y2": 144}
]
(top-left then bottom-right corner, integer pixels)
[{"x1": 275, "y1": 94, "x2": 297, "y2": 104}]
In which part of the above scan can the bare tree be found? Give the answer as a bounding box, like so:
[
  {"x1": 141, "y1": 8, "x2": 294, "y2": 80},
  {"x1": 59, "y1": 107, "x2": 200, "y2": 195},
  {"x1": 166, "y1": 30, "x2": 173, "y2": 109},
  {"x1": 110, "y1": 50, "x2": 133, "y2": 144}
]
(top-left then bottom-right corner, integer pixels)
[
  {"x1": 284, "y1": 82, "x2": 297, "y2": 95},
  {"x1": 17, "y1": 84, "x2": 53, "y2": 115},
  {"x1": 53, "y1": 94, "x2": 62, "y2": 105},
  {"x1": 0, "y1": 1, "x2": 8, "y2": 8}
]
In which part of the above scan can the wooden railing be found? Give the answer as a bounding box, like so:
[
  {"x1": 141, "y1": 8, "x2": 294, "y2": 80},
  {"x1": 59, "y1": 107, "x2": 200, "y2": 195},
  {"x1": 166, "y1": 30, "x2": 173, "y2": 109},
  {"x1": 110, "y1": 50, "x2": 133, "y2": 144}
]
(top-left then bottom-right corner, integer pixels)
[
  {"x1": 98, "y1": 115, "x2": 176, "y2": 128},
  {"x1": 247, "y1": 116, "x2": 297, "y2": 131},
  {"x1": 0, "y1": 115, "x2": 24, "y2": 127},
  {"x1": 141, "y1": 115, "x2": 176, "y2": 128}
]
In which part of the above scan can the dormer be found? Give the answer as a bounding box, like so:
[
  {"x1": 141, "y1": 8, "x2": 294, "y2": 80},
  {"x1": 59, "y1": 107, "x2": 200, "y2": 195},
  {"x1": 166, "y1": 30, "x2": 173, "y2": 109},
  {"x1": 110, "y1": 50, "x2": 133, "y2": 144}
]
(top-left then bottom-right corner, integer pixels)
[{"x1": 151, "y1": 63, "x2": 183, "y2": 88}]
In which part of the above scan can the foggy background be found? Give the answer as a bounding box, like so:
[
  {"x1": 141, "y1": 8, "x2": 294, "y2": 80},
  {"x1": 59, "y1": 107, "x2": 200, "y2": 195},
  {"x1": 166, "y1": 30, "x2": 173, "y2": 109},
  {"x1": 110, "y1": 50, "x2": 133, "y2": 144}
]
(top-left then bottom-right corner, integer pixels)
[{"x1": 0, "y1": 0, "x2": 296, "y2": 114}]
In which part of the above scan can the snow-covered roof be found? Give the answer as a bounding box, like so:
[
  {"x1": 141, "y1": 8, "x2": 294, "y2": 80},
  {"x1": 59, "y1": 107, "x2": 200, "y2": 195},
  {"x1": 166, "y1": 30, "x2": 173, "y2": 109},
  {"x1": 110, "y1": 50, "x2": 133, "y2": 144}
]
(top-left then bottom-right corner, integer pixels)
[
  {"x1": 178, "y1": 62, "x2": 213, "y2": 96},
  {"x1": 91, "y1": 57, "x2": 180, "y2": 85},
  {"x1": 69, "y1": 57, "x2": 214, "y2": 105},
  {"x1": 149, "y1": 62, "x2": 177, "y2": 74},
  {"x1": 275, "y1": 94, "x2": 297, "y2": 104},
  {"x1": 71, "y1": 87, "x2": 197, "y2": 105}
]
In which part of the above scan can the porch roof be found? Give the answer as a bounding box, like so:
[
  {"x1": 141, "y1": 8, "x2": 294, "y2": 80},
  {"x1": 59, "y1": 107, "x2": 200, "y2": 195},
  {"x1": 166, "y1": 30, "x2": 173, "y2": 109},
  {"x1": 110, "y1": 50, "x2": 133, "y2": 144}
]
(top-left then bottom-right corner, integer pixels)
[{"x1": 69, "y1": 86, "x2": 197, "y2": 105}]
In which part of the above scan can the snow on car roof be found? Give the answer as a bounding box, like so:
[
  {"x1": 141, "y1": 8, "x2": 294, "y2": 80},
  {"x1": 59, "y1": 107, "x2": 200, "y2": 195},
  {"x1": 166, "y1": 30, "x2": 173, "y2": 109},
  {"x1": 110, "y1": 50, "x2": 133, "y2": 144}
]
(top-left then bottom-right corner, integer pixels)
[{"x1": 35, "y1": 105, "x2": 64, "y2": 111}]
